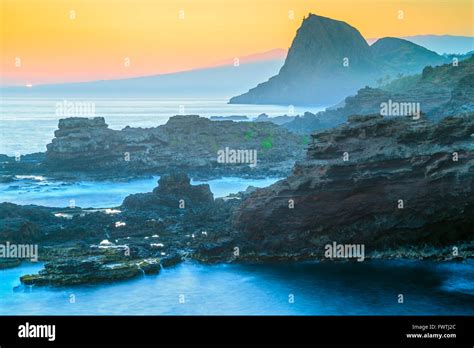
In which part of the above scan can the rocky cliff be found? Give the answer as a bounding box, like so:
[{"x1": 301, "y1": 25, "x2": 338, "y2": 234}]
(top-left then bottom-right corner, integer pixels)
[
  {"x1": 233, "y1": 114, "x2": 474, "y2": 257},
  {"x1": 44, "y1": 115, "x2": 306, "y2": 178},
  {"x1": 230, "y1": 14, "x2": 379, "y2": 105},
  {"x1": 3, "y1": 113, "x2": 474, "y2": 284},
  {"x1": 230, "y1": 13, "x2": 449, "y2": 106}
]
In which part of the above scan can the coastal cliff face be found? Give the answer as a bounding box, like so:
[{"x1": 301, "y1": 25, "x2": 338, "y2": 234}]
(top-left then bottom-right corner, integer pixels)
[
  {"x1": 230, "y1": 14, "x2": 449, "y2": 106},
  {"x1": 230, "y1": 14, "x2": 378, "y2": 105},
  {"x1": 233, "y1": 114, "x2": 474, "y2": 257},
  {"x1": 44, "y1": 115, "x2": 305, "y2": 177}
]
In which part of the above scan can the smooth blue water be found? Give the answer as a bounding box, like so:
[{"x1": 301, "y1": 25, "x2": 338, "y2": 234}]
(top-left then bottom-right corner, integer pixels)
[
  {"x1": 0, "y1": 175, "x2": 280, "y2": 208},
  {"x1": 0, "y1": 97, "x2": 325, "y2": 156},
  {"x1": 1, "y1": 260, "x2": 473, "y2": 315}
]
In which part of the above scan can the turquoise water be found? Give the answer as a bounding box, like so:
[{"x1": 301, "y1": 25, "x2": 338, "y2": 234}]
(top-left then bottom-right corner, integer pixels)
[
  {"x1": 1, "y1": 260, "x2": 473, "y2": 315},
  {"x1": 0, "y1": 175, "x2": 280, "y2": 208},
  {"x1": 0, "y1": 97, "x2": 325, "y2": 156}
]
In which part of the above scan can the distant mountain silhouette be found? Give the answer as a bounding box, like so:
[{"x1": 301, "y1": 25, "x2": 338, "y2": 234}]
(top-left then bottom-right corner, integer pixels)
[
  {"x1": 211, "y1": 48, "x2": 287, "y2": 66},
  {"x1": 400, "y1": 35, "x2": 474, "y2": 55},
  {"x1": 230, "y1": 14, "x2": 379, "y2": 105},
  {"x1": 371, "y1": 37, "x2": 446, "y2": 74},
  {"x1": 366, "y1": 35, "x2": 474, "y2": 55},
  {"x1": 230, "y1": 13, "x2": 452, "y2": 106},
  {"x1": 1, "y1": 50, "x2": 285, "y2": 98}
]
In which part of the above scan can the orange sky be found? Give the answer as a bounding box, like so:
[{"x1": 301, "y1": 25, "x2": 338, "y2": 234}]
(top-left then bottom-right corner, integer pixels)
[{"x1": 1, "y1": 0, "x2": 473, "y2": 86}]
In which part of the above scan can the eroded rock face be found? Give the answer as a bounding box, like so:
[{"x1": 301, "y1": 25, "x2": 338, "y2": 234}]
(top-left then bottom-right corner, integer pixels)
[
  {"x1": 122, "y1": 173, "x2": 214, "y2": 211},
  {"x1": 229, "y1": 14, "x2": 450, "y2": 106},
  {"x1": 233, "y1": 114, "x2": 474, "y2": 256},
  {"x1": 230, "y1": 13, "x2": 379, "y2": 106},
  {"x1": 44, "y1": 115, "x2": 305, "y2": 177},
  {"x1": 4, "y1": 173, "x2": 241, "y2": 286}
]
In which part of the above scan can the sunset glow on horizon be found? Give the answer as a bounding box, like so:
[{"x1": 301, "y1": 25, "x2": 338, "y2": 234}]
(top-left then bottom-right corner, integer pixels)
[{"x1": 1, "y1": 0, "x2": 473, "y2": 86}]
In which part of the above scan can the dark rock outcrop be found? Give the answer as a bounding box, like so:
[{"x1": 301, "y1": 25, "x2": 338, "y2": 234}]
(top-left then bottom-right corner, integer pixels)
[
  {"x1": 233, "y1": 114, "x2": 474, "y2": 256},
  {"x1": 3, "y1": 113, "x2": 474, "y2": 286},
  {"x1": 2, "y1": 173, "x2": 245, "y2": 286},
  {"x1": 44, "y1": 115, "x2": 305, "y2": 178},
  {"x1": 20, "y1": 252, "x2": 161, "y2": 286},
  {"x1": 122, "y1": 173, "x2": 214, "y2": 212},
  {"x1": 254, "y1": 113, "x2": 295, "y2": 125}
]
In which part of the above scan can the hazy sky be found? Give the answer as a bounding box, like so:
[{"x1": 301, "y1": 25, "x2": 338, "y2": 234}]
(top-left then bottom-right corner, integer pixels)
[{"x1": 1, "y1": 0, "x2": 473, "y2": 85}]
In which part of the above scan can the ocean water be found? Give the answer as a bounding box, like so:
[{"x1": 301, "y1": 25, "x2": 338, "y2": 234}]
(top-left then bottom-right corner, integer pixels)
[
  {"x1": 0, "y1": 97, "x2": 325, "y2": 156},
  {"x1": 1, "y1": 260, "x2": 473, "y2": 315},
  {"x1": 0, "y1": 175, "x2": 280, "y2": 208}
]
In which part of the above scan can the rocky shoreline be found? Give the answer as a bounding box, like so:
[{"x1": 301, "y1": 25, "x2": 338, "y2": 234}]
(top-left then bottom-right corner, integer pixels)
[
  {"x1": 1, "y1": 172, "x2": 240, "y2": 286},
  {"x1": 234, "y1": 114, "x2": 474, "y2": 255},
  {"x1": 0, "y1": 115, "x2": 306, "y2": 182},
  {"x1": 1, "y1": 111, "x2": 473, "y2": 287}
]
